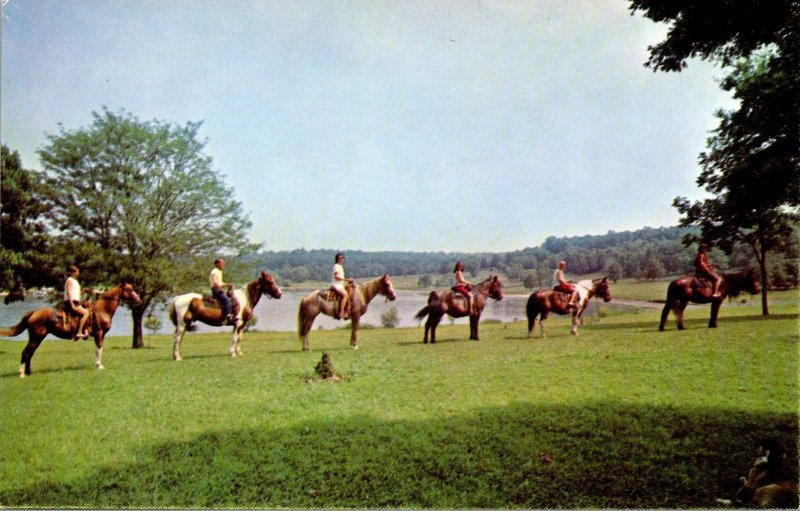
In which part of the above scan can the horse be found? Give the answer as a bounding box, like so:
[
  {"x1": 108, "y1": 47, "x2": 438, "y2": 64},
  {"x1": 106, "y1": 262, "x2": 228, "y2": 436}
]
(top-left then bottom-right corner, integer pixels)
[
  {"x1": 658, "y1": 268, "x2": 759, "y2": 331},
  {"x1": 169, "y1": 271, "x2": 282, "y2": 361},
  {"x1": 298, "y1": 273, "x2": 396, "y2": 351},
  {"x1": 0, "y1": 282, "x2": 142, "y2": 377},
  {"x1": 414, "y1": 275, "x2": 504, "y2": 343},
  {"x1": 526, "y1": 277, "x2": 611, "y2": 338}
]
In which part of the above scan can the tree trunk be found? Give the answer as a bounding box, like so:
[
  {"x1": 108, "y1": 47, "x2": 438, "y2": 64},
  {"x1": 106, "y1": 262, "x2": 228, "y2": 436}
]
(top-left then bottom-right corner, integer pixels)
[
  {"x1": 758, "y1": 250, "x2": 770, "y2": 316},
  {"x1": 131, "y1": 306, "x2": 145, "y2": 348}
]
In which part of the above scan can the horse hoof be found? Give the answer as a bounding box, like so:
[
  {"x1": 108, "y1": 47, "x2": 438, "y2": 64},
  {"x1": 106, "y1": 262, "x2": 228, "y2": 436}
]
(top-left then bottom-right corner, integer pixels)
[
  {"x1": 351, "y1": 345, "x2": 359, "y2": 350},
  {"x1": 96, "y1": 365, "x2": 105, "y2": 370}
]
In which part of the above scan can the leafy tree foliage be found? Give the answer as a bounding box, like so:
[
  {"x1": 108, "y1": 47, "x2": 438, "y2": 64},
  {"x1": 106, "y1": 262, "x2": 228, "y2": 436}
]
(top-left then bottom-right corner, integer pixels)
[
  {"x1": 0, "y1": 146, "x2": 53, "y2": 292},
  {"x1": 36, "y1": 108, "x2": 259, "y2": 347},
  {"x1": 630, "y1": 1, "x2": 800, "y2": 314}
]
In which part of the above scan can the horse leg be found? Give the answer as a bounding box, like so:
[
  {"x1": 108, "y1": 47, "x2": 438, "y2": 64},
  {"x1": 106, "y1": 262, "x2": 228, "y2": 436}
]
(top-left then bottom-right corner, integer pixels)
[
  {"x1": 350, "y1": 315, "x2": 360, "y2": 350},
  {"x1": 709, "y1": 300, "x2": 721, "y2": 328},
  {"x1": 235, "y1": 328, "x2": 244, "y2": 356},
  {"x1": 659, "y1": 301, "x2": 673, "y2": 331},
  {"x1": 469, "y1": 314, "x2": 480, "y2": 340},
  {"x1": 298, "y1": 301, "x2": 320, "y2": 352},
  {"x1": 19, "y1": 338, "x2": 42, "y2": 378},
  {"x1": 570, "y1": 310, "x2": 579, "y2": 336},
  {"x1": 228, "y1": 327, "x2": 238, "y2": 357},
  {"x1": 173, "y1": 323, "x2": 186, "y2": 361},
  {"x1": 676, "y1": 301, "x2": 688, "y2": 330},
  {"x1": 94, "y1": 331, "x2": 105, "y2": 370},
  {"x1": 428, "y1": 314, "x2": 442, "y2": 344},
  {"x1": 539, "y1": 312, "x2": 549, "y2": 338}
]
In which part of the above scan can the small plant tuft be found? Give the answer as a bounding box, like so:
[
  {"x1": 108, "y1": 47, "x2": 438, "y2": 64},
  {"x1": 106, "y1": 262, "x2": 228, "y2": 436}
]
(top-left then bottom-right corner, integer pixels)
[{"x1": 314, "y1": 352, "x2": 341, "y2": 381}]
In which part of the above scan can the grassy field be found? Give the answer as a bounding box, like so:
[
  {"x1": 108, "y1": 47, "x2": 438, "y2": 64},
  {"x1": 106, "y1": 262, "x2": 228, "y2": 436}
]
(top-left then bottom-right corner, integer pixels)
[{"x1": 0, "y1": 299, "x2": 797, "y2": 508}]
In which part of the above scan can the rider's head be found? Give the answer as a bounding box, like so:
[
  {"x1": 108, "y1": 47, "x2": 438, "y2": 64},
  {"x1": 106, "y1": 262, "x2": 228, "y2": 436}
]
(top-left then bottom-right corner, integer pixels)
[
  {"x1": 214, "y1": 258, "x2": 225, "y2": 269},
  {"x1": 558, "y1": 261, "x2": 566, "y2": 270},
  {"x1": 698, "y1": 243, "x2": 708, "y2": 253},
  {"x1": 453, "y1": 261, "x2": 465, "y2": 273},
  {"x1": 67, "y1": 265, "x2": 80, "y2": 277},
  {"x1": 335, "y1": 252, "x2": 345, "y2": 264}
]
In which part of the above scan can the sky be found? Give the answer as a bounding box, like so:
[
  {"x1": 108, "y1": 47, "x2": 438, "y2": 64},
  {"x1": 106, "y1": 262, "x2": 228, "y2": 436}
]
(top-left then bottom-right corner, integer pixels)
[{"x1": 1, "y1": 0, "x2": 737, "y2": 253}]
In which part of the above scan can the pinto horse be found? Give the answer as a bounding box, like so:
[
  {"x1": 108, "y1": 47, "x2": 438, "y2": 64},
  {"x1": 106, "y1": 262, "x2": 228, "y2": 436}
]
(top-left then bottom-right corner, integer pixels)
[
  {"x1": 169, "y1": 271, "x2": 281, "y2": 361},
  {"x1": 526, "y1": 277, "x2": 611, "y2": 338},
  {"x1": 298, "y1": 273, "x2": 397, "y2": 351},
  {"x1": 658, "y1": 268, "x2": 760, "y2": 331},
  {"x1": 0, "y1": 282, "x2": 142, "y2": 377},
  {"x1": 414, "y1": 275, "x2": 504, "y2": 343}
]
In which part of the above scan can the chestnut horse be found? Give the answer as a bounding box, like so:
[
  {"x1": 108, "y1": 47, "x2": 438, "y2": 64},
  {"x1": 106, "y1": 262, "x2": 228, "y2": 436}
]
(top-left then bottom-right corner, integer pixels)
[
  {"x1": 298, "y1": 273, "x2": 397, "y2": 351},
  {"x1": 658, "y1": 268, "x2": 759, "y2": 331},
  {"x1": 169, "y1": 271, "x2": 281, "y2": 361},
  {"x1": 526, "y1": 277, "x2": 611, "y2": 338},
  {"x1": 414, "y1": 275, "x2": 504, "y2": 343},
  {"x1": 0, "y1": 282, "x2": 142, "y2": 377}
]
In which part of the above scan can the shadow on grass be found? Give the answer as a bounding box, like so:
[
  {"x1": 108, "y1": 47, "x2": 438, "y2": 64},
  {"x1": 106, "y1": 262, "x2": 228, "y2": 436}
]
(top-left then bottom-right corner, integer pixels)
[
  {"x1": 3, "y1": 402, "x2": 796, "y2": 509},
  {"x1": 590, "y1": 313, "x2": 799, "y2": 333}
]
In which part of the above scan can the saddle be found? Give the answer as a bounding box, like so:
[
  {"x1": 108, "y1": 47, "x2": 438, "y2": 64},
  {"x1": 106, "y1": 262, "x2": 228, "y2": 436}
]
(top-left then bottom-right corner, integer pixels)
[
  {"x1": 53, "y1": 300, "x2": 94, "y2": 337},
  {"x1": 320, "y1": 281, "x2": 354, "y2": 319},
  {"x1": 202, "y1": 288, "x2": 241, "y2": 318}
]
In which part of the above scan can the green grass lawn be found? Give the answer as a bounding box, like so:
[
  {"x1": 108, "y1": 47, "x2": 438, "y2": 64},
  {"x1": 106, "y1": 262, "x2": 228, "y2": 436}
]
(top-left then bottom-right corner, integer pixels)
[{"x1": 0, "y1": 301, "x2": 797, "y2": 508}]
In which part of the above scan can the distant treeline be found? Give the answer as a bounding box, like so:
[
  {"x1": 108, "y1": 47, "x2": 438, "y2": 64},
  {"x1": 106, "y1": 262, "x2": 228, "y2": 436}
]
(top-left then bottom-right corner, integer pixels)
[{"x1": 246, "y1": 226, "x2": 799, "y2": 289}]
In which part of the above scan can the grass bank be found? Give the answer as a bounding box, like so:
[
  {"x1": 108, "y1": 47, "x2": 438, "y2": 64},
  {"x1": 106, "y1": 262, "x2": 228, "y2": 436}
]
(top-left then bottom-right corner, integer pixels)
[{"x1": 0, "y1": 301, "x2": 797, "y2": 508}]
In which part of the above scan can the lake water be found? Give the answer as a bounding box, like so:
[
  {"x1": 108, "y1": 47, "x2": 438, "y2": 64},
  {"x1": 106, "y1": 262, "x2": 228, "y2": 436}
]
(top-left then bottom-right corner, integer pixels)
[{"x1": 0, "y1": 290, "x2": 550, "y2": 340}]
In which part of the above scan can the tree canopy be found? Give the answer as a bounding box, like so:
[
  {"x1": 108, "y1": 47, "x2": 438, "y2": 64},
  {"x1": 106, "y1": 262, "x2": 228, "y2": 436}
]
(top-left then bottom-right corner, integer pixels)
[
  {"x1": 36, "y1": 108, "x2": 259, "y2": 347},
  {"x1": 630, "y1": 0, "x2": 800, "y2": 314}
]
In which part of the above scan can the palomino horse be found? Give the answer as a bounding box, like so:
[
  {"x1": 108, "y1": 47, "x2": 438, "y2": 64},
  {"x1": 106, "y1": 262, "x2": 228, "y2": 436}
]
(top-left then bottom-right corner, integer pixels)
[
  {"x1": 0, "y1": 282, "x2": 142, "y2": 377},
  {"x1": 169, "y1": 271, "x2": 281, "y2": 361},
  {"x1": 658, "y1": 268, "x2": 759, "y2": 331},
  {"x1": 298, "y1": 273, "x2": 396, "y2": 351},
  {"x1": 526, "y1": 277, "x2": 611, "y2": 338},
  {"x1": 414, "y1": 275, "x2": 504, "y2": 343}
]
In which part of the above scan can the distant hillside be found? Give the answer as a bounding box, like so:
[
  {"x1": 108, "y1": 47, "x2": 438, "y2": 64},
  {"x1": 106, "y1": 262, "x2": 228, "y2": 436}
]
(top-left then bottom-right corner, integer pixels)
[
  {"x1": 247, "y1": 225, "x2": 798, "y2": 289},
  {"x1": 248, "y1": 226, "x2": 697, "y2": 285}
]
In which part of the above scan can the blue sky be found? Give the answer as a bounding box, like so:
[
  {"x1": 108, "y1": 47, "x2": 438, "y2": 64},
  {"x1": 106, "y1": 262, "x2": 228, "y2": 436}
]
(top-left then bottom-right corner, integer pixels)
[{"x1": 1, "y1": 0, "x2": 735, "y2": 253}]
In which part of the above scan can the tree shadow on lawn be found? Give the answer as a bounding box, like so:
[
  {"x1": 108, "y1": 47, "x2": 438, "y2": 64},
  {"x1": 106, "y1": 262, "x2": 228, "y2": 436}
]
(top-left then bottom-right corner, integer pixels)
[{"x1": 3, "y1": 402, "x2": 796, "y2": 509}]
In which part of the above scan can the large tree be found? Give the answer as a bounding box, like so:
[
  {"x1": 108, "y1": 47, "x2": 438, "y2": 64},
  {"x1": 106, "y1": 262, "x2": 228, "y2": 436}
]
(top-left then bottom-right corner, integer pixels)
[
  {"x1": 0, "y1": 146, "x2": 54, "y2": 293},
  {"x1": 37, "y1": 108, "x2": 259, "y2": 347},
  {"x1": 630, "y1": 1, "x2": 800, "y2": 314}
]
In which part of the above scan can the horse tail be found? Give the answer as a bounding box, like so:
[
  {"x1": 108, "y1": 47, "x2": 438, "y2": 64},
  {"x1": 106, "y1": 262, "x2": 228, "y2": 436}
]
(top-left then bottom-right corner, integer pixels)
[
  {"x1": 414, "y1": 291, "x2": 439, "y2": 322},
  {"x1": 526, "y1": 294, "x2": 539, "y2": 333},
  {"x1": 168, "y1": 299, "x2": 178, "y2": 327},
  {"x1": 0, "y1": 310, "x2": 34, "y2": 337},
  {"x1": 414, "y1": 306, "x2": 432, "y2": 322}
]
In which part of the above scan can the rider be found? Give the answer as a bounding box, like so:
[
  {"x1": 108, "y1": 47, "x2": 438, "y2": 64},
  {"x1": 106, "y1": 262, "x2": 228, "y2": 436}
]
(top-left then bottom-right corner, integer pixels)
[
  {"x1": 552, "y1": 260, "x2": 578, "y2": 310},
  {"x1": 330, "y1": 252, "x2": 352, "y2": 320},
  {"x1": 64, "y1": 265, "x2": 90, "y2": 340},
  {"x1": 210, "y1": 258, "x2": 235, "y2": 324},
  {"x1": 452, "y1": 260, "x2": 474, "y2": 313},
  {"x1": 694, "y1": 243, "x2": 722, "y2": 298}
]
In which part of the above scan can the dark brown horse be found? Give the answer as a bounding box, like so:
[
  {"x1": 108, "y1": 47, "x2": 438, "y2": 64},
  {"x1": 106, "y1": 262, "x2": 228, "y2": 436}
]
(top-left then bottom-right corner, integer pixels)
[
  {"x1": 298, "y1": 274, "x2": 397, "y2": 351},
  {"x1": 658, "y1": 268, "x2": 759, "y2": 331},
  {"x1": 169, "y1": 271, "x2": 282, "y2": 361},
  {"x1": 414, "y1": 275, "x2": 504, "y2": 343},
  {"x1": 0, "y1": 282, "x2": 142, "y2": 377},
  {"x1": 527, "y1": 277, "x2": 611, "y2": 338}
]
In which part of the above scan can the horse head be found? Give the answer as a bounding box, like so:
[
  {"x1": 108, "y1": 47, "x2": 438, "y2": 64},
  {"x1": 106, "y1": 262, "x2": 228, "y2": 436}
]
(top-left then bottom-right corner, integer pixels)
[
  {"x1": 380, "y1": 274, "x2": 397, "y2": 301},
  {"x1": 744, "y1": 268, "x2": 760, "y2": 295},
  {"x1": 258, "y1": 271, "x2": 282, "y2": 299},
  {"x1": 594, "y1": 276, "x2": 612, "y2": 302},
  {"x1": 118, "y1": 282, "x2": 142, "y2": 307},
  {"x1": 487, "y1": 276, "x2": 504, "y2": 300}
]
